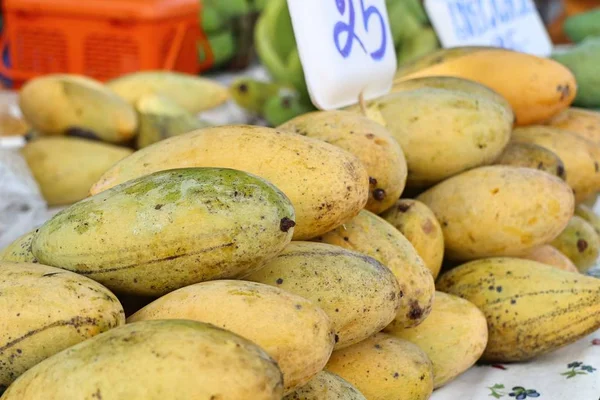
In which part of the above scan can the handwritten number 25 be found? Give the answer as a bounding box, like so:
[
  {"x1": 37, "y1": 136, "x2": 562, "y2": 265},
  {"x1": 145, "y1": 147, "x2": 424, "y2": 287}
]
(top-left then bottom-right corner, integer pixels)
[{"x1": 334, "y1": 0, "x2": 387, "y2": 60}]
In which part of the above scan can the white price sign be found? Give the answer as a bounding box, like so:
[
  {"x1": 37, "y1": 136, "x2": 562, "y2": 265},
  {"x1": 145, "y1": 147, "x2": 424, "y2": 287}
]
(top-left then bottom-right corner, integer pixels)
[
  {"x1": 425, "y1": 0, "x2": 553, "y2": 57},
  {"x1": 287, "y1": 0, "x2": 397, "y2": 110}
]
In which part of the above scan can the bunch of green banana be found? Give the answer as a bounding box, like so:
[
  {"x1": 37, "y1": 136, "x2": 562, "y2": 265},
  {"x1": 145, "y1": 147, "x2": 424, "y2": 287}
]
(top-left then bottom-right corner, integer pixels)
[
  {"x1": 387, "y1": 0, "x2": 441, "y2": 66},
  {"x1": 254, "y1": 0, "x2": 440, "y2": 105},
  {"x1": 229, "y1": 78, "x2": 314, "y2": 126},
  {"x1": 199, "y1": 0, "x2": 267, "y2": 68}
]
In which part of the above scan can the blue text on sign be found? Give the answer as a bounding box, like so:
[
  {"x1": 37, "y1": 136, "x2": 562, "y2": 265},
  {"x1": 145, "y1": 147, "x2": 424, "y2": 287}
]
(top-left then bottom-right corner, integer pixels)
[
  {"x1": 333, "y1": 0, "x2": 388, "y2": 61},
  {"x1": 447, "y1": 0, "x2": 536, "y2": 41}
]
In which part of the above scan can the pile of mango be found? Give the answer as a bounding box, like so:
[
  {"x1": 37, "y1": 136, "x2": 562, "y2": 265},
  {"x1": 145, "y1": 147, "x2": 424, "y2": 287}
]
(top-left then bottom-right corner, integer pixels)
[
  {"x1": 14, "y1": 71, "x2": 230, "y2": 206},
  {"x1": 2, "y1": 46, "x2": 600, "y2": 399}
]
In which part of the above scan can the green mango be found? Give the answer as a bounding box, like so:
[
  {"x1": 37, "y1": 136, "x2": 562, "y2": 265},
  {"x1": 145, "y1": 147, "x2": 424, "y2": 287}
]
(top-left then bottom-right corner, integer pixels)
[
  {"x1": 552, "y1": 37, "x2": 600, "y2": 108},
  {"x1": 564, "y1": 9, "x2": 600, "y2": 43}
]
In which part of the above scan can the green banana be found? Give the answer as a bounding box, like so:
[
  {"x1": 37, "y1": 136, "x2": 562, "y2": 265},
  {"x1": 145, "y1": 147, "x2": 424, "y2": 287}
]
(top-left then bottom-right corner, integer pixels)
[
  {"x1": 264, "y1": 92, "x2": 314, "y2": 126},
  {"x1": 229, "y1": 78, "x2": 283, "y2": 115},
  {"x1": 397, "y1": 27, "x2": 440, "y2": 65}
]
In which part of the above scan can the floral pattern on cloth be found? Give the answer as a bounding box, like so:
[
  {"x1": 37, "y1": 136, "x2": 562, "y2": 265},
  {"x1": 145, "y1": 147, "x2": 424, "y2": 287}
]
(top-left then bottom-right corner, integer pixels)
[
  {"x1": 431, "y1": 330, "x2": 600, "y2": 400},
  {"x1": 488, "y1": 384, "x2": 541, "y2": 399},
  {"x1": 561, "y1": 362, "x2": 597, "y2": 379}
]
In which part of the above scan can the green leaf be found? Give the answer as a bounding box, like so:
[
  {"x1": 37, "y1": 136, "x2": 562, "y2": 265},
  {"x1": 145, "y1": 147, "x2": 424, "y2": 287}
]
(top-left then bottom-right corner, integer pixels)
[{"x1": 493, "y1": 384, "x2": 505, "y2": 389}]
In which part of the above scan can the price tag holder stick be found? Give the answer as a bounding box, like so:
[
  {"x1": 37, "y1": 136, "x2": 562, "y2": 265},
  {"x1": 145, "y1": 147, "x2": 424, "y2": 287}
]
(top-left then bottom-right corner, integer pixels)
[{"x1": 287, "y1": 0, "x2": 397, "y2": 111}]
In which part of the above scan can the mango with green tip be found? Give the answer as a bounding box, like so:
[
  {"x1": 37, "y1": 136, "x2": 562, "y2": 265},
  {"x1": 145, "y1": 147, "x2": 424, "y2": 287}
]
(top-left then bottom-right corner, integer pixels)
[
  {"x1": 380, "y1": 199, "x2": 444, "y2": 278},
  {"x1": 1, "y1": 320, "x2": 284, "y2": 400},
  {"x1": 0, "y1": 262, "x2": 125, "y2": 390},
  {"x1": 313, "y1": 209, "x2": 434, "y2": 329},
  {"x1": 551, "y1": 215, "x2": 600, "y2": 273},
  {"x1": 33, "y1": 168, "x2": 296, "y2": 296},
  {"x1": 437, "y1": 258, "x2": 600, "y2": 362},
  {"x1": 384, "y1": 291, "x2": 488, "y2": 389},
  {"x1": 244, "y1": 241, "x2": 402, "y2": 350},
  {"x1": 279, "y1": 110, "x2": 407, "y2": 214},
  {"x1": 128, "y1": 280, "x2": 335, "y2": 394},
  {"x1": 0, "y1": 231, "x2": 37, "y2": 263}
]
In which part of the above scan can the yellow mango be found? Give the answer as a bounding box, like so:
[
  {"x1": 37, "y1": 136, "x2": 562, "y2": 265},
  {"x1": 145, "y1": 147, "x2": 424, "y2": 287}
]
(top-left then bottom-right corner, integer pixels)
[
  {"x1": 2, "y1": 320, "x2": 283, "y2": 399},
  {"x1": 128, "y1": 280, "x2": 335, "y2": 394},
  {"x1": 396, "y1": 48, "x2": 577, "y2": 125},
  {"x1": 22, "y1": 137, "x2": 133, "y2": 206},
  {"x1": 380, "y1": 199, "x2": 444, "y2": 278},
  {"x1": 512, "y1": 125, "x2": 600, "y2": 203},
  {"x1": 326, "y1": 333, "x2": 433, "y2": 400},
  {"x1": 384, "y1": 292, "x2": 488, "y2": 388},
  {"x1": 437, "y1": 258, "x2": 600, "y2": 362},
  {"x1": 551, "y1": 216, "x2": 600, "y2": 273},
  {"x1": 314, "y1": 210, "x2": 435, "y2": 328},
  {"x1": 244, "y1": 242, "x2": 401, "y2": 349},
  {"x1": 0, "y1": 262, "x2": 125, "y2": 390},
  {"x1": 417, "y1": 166, "x2": 575, "y2": 261},
  {"x1": 355, "y1": 87, "x2": 513, "y2": 187},
  {"x1": 0, "y1": 231, "x2": 37, "y2": 263},
  {"x1": 520, "y1": 245, "x2": 579, "y2": 273},
  {"x1": 546, "y1": 107, "x2": 600, "y2": 145},
  {"x1": 495, "y1": 142, "x2": 566, "y2": 181},
  {"x1": 90, "y1": 125, "x2": 369, "y2": 240},
  {"x1": 18, "y1": 74, "x2": 138, "y2": 142},
  {"x1": 284, "y1": 371, "x2": 366, "y2": 400},
  {"x1": 279, "y1": 110, "x2": 407, "y2": 214}
]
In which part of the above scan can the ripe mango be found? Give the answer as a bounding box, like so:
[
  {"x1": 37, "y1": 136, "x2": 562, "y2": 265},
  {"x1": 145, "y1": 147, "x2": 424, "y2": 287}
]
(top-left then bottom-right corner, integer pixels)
[
  {"x1": 396, "y1": 48, "x2": 577, "y2": 125},
  {"x1": 90, "y1": 125, "x2": 369, "y2": 240},
  {"x1": 355, "y1": 87, "x2": 513, "y2": 187},
  {"x1": 380, "y1": 199, "x2": 444, "y2": 278},
  {"x1": 279, "y1": 110, "x2": 407, "y2": 214},
  {"x1": 0, "y1": 230, "x2": 37, "y2": 263},
  {"x1": 495, "y1": 142, "x2": 566, "y2": 181},
  {"x1": 520, "y1": 245, "x2": 579, "y2": 273},
  {"x1": 417, "y1": 166, "x2": 575, "y2": 261},
  {"x1": 385, "y1": 292, "x2": 488, "y2": 388},
  {"x1": 129, "y1": 280, "x2": 335, "y2": 394},
  {"x1": 313, "y1": 210, "x2": 434, "y2": 328},
  {"x1": 546, "y1": 107, "x2": 600, "y2": 145},
  {"x1": 326, "y1": 333, "x2": 433, "y2": 400},
  {"x1": 512, "y1": 125, "x2": 600, "y2": 203},
  {"x1": 0, "y1": 262, "x2": 125, "y2": 390},
  {"x1": 244, "y1": 242, "x2": 401, "y2": 349},
  {"x1": 19, "y1": 74, "x2": 138, "y2": 142},
  {"x1": 437, "y1": 258, "x2": 600, "y2": 362},
  {"x1": 1, "y1": 320, "x2": 284, "y2": 400},
  {"x1": 21, "y1": 137, "x2": 133, "y2": 206},
  {"x1": 284, "y1": 371, "x2": 366, "y2": 400}
]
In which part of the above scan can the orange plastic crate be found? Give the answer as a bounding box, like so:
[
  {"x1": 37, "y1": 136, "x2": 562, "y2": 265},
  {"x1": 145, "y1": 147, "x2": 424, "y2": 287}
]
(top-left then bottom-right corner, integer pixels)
[{"x1": 0, "y1": 0, "x2": 214, "y2": 88}]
